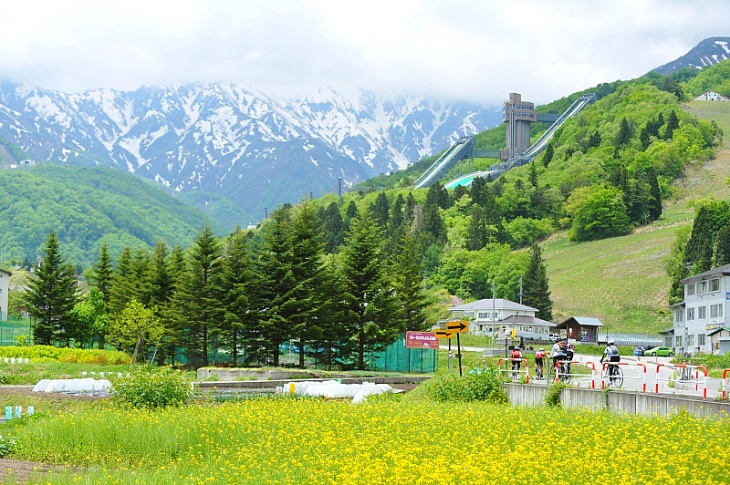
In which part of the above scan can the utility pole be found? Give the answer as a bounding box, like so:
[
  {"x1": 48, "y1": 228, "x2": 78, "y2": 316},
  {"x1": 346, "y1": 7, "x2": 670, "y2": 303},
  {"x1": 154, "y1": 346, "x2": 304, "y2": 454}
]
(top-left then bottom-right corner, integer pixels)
[
  {"x1": 519, "y1": 275, "x2": 523, "y2": 305},
  {"x1": 492, "y1": 282, "x2": 497, "y2": 350}
]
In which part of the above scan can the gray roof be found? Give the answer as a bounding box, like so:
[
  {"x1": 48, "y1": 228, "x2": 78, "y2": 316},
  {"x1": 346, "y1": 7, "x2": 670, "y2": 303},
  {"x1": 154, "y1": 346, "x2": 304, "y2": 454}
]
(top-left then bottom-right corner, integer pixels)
[
  {"x1": 658, "y1": 327, "x2": 675, "y2": 335},
  {"x1": 680, "y1": 263, "x2": 730, "y2": 284},
  {"x1": 707, "y1": 327, "x2": 730, "y2": 337},
  {"x1": 499, "y1": 314, "x2": 555, "y2": 327},
  {"x1": 558, "y1": 316, "x2": 604, "y2": 328},
  {"x1": 449, "y1": 298, "x2": 538, "y2": 313}
]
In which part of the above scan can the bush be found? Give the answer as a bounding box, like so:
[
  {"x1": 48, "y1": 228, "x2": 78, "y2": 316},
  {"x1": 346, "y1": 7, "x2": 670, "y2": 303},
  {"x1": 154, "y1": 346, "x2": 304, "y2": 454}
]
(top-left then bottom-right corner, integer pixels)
[
  {"x1": 545, "y1": 382, "x2": 567, "y2": 407},
  {"x1": 112, "y1": 366, "x2": 193, "y2": 409},
  {"x1": 0, "y1": 346, "x2": 130, "y2": 365},
  {"x1": 418, "y1": 368, "x2": 508, "y2": 404}
]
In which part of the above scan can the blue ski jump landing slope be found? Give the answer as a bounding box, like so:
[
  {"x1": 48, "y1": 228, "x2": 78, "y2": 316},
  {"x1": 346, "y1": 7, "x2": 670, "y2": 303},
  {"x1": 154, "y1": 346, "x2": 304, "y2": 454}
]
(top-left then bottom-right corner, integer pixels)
[{"x1": 415, "y1": 93, "x2": 595, "y2": 190}]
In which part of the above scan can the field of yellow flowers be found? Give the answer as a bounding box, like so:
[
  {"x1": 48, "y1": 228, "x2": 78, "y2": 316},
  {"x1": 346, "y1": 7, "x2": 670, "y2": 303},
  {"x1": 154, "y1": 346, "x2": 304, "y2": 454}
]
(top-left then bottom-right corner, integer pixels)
[{"x1": 6, "y1": 396, "x2": 729, "y2": 484}]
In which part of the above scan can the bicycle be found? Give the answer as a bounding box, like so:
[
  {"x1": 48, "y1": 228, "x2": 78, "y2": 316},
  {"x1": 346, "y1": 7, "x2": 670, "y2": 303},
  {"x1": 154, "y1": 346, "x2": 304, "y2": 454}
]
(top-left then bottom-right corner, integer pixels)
[
  {"x1": 604, "y1": 362, "x2": 623, "y2": 387},
  {"x1": 535, "y1": 363, "x2": 544, "y2": 380},
  {"x1": 555, "y1": 359, "x2": 571, "y2": 383}
]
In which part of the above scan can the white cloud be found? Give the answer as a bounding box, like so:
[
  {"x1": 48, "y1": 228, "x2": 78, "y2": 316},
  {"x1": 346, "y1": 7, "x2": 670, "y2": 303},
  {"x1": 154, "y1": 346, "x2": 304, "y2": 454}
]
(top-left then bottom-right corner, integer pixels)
[{"x1": 0, "y1": 0, "x2": 728, "y2": 104}]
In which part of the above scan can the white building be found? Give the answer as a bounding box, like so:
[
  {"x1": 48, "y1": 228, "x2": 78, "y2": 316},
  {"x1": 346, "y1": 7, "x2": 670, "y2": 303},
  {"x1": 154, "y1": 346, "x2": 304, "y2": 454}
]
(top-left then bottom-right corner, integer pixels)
[
  {"x1": 671, "y1": 263, "x2": 730, "y2": 355},
  {"x1": 694, "y1": 91, "x2": 729, "y2": 102},
  {"x1": 447, "y1": 298, "x2": 555, "y2": 341}
]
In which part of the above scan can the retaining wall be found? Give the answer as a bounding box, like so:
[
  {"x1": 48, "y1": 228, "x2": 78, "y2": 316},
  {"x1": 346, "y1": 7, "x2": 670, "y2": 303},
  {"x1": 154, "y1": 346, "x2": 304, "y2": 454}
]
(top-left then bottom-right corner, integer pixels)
[{"x1": 505, "y1": 383, "x2": 730, "y2": 419}]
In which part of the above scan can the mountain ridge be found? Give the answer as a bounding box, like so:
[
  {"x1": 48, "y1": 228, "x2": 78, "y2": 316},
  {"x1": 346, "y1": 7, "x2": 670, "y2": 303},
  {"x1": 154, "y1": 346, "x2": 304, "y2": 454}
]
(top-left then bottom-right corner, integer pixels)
[{"x1": 0, "y1": 81, "x2": 502, "y2": 228}]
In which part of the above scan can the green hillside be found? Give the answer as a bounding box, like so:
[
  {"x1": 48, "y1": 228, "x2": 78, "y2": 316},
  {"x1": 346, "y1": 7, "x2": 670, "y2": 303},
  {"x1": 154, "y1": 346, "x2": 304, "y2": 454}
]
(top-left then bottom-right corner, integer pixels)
[
  {"x1": 0, "y1": 164, "x2": 218, "y2": 267},
  {"x1": 329, "y1": 62, "x2": 730, "y2": 335}
]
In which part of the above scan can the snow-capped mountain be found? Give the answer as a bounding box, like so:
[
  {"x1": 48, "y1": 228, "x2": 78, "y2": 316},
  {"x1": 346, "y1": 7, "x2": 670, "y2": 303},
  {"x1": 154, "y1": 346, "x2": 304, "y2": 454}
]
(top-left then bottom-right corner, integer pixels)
[
  {"x1": 652, "y1": 37, "x2": 730, "y2": 74},
  {"x1": 0, "y1": 80, "x2": 501, "y2": 226}
]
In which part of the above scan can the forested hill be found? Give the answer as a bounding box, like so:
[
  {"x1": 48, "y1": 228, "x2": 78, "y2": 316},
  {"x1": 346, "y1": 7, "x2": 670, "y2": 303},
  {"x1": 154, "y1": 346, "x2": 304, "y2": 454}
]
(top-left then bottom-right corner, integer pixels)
[
  {"x1": 320, "y1": 60, "x2": 730, "y2": 333},
  {"x1": 0, "y1": 165, "x2": 215, "y2": 268}
]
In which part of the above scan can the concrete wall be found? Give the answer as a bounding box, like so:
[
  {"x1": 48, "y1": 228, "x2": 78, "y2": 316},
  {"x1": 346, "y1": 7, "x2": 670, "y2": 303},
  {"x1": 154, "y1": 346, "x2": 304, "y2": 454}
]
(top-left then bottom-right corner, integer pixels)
[{"x1": 505, "y1": 383, "x2": 730, "y2": 419}]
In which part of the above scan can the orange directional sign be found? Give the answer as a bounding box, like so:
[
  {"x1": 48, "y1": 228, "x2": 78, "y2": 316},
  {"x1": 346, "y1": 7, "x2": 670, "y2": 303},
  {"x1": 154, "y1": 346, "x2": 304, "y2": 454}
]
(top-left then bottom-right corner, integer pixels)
[
  {"x1": 445, "y1": 320, "x2": 469, "y2": 334},
  {"x1": 434, "y1": 330, "x2": 453, "y2": 339}
]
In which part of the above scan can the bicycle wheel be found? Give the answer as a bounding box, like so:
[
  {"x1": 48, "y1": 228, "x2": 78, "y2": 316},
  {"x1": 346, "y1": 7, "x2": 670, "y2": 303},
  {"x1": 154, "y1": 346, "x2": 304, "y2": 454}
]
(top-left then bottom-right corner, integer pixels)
[{"x1": 611, "y1": 366, "x2": 623, "y2": 388}]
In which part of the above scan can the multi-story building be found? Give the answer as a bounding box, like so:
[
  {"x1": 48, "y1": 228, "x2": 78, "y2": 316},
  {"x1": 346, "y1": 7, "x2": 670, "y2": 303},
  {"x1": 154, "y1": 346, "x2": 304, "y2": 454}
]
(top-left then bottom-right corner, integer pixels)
[{"x1": 671, "y1": 263, "x2": 730, "y2": 355}]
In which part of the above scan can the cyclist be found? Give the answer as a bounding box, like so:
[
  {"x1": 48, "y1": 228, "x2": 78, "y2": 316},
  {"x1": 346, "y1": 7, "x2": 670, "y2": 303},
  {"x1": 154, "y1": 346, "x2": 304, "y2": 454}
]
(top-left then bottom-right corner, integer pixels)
[
  {"x1": 534, "y1": 348, "x2": 545, "y2": 379},
  {"x1": 511, "y1": 346, "x2": 523, "y2": 377},
  {"x1": 600, "y1": 339, "x2": 621, "y2": 380},
  {"x1": 550, "y1": 338, "x2": 568, "y2": 370}
]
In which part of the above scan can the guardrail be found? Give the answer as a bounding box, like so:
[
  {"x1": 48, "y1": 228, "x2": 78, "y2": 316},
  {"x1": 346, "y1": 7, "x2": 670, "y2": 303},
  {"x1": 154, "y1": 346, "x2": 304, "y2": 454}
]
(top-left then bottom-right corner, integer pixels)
[
  {"x1": 599, "y1": 361, "x2": 647, "y2": 390},
  {"x1": 722, "y1": 369, "x2": 730, "y2": 400},
  {"x1": 655, "y1": 363, "x2": 709, "y2": 399},
  {"x1": 497, "y1": 358, "x2": 531, "y2": 383}
]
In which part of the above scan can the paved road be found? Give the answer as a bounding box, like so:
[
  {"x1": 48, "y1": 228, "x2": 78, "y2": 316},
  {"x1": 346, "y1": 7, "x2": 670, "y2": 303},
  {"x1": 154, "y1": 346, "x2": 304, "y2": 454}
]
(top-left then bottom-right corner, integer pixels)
[{"x1": 448, "y1": 346, "x2": 727, "y2": 400}]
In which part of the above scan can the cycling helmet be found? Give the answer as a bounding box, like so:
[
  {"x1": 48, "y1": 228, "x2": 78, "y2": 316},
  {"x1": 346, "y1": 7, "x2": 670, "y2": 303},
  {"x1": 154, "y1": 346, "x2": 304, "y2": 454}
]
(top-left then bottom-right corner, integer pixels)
[
  {"x1": 539, "y1": 348, "x2": 544, "y2": 351},
  {"x1": 608, "y1": 339, "x2": 615, "y2": 345}
]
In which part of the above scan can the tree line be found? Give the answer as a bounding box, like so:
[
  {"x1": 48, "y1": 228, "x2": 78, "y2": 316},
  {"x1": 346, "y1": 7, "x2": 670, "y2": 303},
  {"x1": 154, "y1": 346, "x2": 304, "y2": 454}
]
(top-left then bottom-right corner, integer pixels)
[{"x1": 20, "y1": 201, "x2": 432, "y2": 370}]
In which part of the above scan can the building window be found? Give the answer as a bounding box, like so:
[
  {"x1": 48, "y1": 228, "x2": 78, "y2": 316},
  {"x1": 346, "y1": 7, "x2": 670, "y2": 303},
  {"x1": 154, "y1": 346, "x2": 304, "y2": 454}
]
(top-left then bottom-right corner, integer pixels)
[
  {"x1": 710, "y1": 304, "x2": 723, "y2": 318},
  {"x1": 687, "y1": 308, "x2": 695, "y2": 320},
  {"x1": 687, "y1": 283, "x2": 695, "y2": 295},
  {"x1": 478, "y1": 312, "x2": 489, "y2": 319},
  {"x1": 698, "y1": 334, "x2": 706, "y2": 346},
  {"x1": 698, "y1": 281, "x2": 707, "y2": 294},
  {"x1": 674, "y1": 309, "x2": 684, "y2": 322},
  {"x1": 709, "y1": 278, "x2": 720, "y2": 292},
  {"x1": 698, "y1": 306, "x2": 706, "y2": 319},
  {"x1": 688, "y1": 335, "x2": 695, "y2": 346},
  {"x1": 676, "y1": 336, "x2": 683, "y2": 347}
]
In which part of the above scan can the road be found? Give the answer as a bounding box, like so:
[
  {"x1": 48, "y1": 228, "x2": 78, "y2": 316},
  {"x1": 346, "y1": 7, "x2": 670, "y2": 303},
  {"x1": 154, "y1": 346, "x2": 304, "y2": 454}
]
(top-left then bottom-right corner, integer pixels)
[{"x1": 448, "y1": 347, "x2": 726, "y2": 400}]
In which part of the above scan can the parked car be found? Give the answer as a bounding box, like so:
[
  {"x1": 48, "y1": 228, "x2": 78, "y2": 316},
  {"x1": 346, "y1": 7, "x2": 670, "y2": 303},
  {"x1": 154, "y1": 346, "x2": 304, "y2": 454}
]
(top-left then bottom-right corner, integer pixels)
[
  {"x1": 644, "y1": 346, "x2": 674, "y2": 357},
  {"x1": 633, "y1": 346, "x2": 645, "y2": 356}
]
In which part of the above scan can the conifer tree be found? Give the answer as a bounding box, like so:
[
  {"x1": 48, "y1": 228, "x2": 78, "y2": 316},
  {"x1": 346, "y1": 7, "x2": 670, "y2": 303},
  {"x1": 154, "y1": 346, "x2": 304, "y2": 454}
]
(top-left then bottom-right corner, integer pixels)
[
  {"x1": 521, "y1": 243, "x2": 553, "y2": 322},
  {"x1": 23, "y1": 230, "x2": 78, "y2": 346},
  {"x1": 647, "y1": 167, "x2": 662, "y2": 221},
  {"x1": 341, "y1": 208, "x2": 403, "y2": 369},
  {"x1": 178, "y1": 224, "x2": 223, "y2": 366},
  {"x1": 107, "y1": 247, "x2": 136, "y2": 319},
  {"x1": 371, "y1": 191, "x2": 389, "y2": 229},
  {"x1": 217, "y1": 226, "x2": 255, "y2": 366},
  {"x1": 394, "y1": 231, "x2": 429, "y2": 331},
  {"x1": 313, "y1": 255, "x2": 348, "y2": 370},
  {"x1": 255, "y1": 206, "x2": 296, "y2": 367},
  {"x1": 713, "y1": 226, "x2": 730, "y2": 267},
  {"x1": 321, "y1": 201, "x2": 344, "y2": 253},
  {"x1": 665, "y1": 110, "x2": 679, "y2": 139},
  {"x1": 90, "y1": 241, "x2": 113, "y2": 307},
  {"x1": 288, "y1": 200, "x2": 326, "y2": 368},
  {"x1": 542, "y1": 142, "x2": 554, "y2": 167}
]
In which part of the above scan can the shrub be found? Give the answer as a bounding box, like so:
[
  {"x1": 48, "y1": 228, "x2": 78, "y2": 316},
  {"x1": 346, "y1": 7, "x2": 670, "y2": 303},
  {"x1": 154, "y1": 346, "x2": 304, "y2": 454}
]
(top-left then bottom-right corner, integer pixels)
[
  {"x1": 545, "y1": 382, "x2": 567, "y2": 407},
  {"x1": 112, "y1": 366, "x2": 193, "y2": 409},
  {"x1": 0, "y1": 436, "x2": 17, "y2": 458},
  {"x1": 418, "y1": 368, "x2": 508, "y2": 404}
]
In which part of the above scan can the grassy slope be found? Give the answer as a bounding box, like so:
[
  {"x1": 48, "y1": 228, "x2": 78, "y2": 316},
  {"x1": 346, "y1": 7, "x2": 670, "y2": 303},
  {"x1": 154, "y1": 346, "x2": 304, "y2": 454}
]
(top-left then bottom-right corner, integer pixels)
[{"x1": 542, "y1": 100, "x2": 730, "y2": 334}]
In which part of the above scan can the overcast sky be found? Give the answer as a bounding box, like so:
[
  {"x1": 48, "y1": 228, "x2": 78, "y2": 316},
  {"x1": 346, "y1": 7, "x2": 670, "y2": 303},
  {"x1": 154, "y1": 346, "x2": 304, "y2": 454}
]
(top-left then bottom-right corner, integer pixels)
[{"x1": 0, "y1": 0, "x2": 728, "y2": 104}]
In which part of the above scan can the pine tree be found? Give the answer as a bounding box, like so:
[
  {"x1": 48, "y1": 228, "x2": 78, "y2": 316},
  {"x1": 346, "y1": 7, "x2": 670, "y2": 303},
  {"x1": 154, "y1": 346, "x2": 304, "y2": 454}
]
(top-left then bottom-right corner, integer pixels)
[
  {"x1": 255, "y1": 206, "x2": 296, "y2": 367},
  {"x1": 542, "y1": 143, "x2": 554, "y2": 167},
  {"x1": 713, "y1": 226, "x2": 730, "y2": 267},
  {"x1": 321, "y1": 201, "x2": 344, "y2": 253},
  {"x1": 341, "y1": 208, "x2": 403, "y2": 369},
  {"x1": 529, "y1": 161, "x2": 538, "y2": 187},
  {"x1": 89, "y1": 241, "x2": 113, "y2": 348},
  {"x1": 371, "y1": 192, "x2": 389, "y2": 229},
  {"x1": 313, "y1": 255, "x2": 348, "y2": 370},
  {"x1": 217, "y1": 226, "x2": 255, "y2": 366},
  {"x1": 107, "y1": 247, "x2": 136, "y2": 319},
  {"x1": 615, "y1": 117, "x2": 630, "y2": 147},
  {"x1": 521, "y1": 243, "x2": 553, "y2": 322},
  {"x1": 394, "y1": 231, "x2": 429, "y2": 331},
  {"x1": 23, "y1": 230, "x2": 78, "y2": 346},
  {"x1": 90, "y1": 241, "x2": 113, "y2": 307},
  {"x1": 466, "y1": 205, "x2": 488, "y2": 251},
  {"x1": 665, "y1": 110, "x2": 679, "y2": 139},
  {"x1": 178, "y1": 224, "x2": 223, "y2": 366},
  {"x1": 288, "y1": 200, "x2": 326, "y2": 368}
]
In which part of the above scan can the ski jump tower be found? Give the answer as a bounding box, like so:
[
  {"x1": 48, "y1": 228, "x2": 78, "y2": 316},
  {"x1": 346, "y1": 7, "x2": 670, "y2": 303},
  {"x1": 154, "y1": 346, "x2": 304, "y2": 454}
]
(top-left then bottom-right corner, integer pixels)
[{"x1": 502, "y1": 93, "x2": 537, "y2": 161}]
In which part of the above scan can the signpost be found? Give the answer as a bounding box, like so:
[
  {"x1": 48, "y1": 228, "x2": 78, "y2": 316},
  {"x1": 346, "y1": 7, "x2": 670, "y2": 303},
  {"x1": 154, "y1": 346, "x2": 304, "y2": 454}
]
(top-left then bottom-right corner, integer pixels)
[{"x1": 436, "y1": 320, "x2": 469, "y2": 376}]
